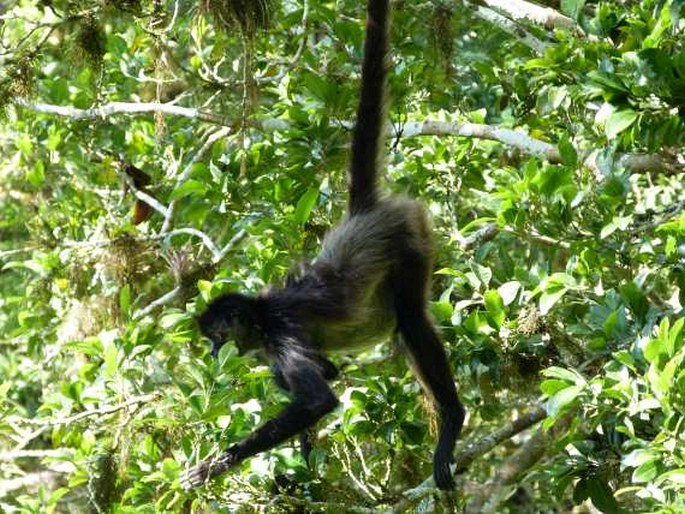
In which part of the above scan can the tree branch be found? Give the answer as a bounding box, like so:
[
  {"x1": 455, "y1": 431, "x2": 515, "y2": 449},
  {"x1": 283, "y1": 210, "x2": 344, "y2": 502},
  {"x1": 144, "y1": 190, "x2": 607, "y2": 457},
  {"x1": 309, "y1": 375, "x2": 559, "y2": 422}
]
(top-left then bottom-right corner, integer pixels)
[
  {"x1": 132, "y1": 287, "x2": 181, "y2": 320},
  {"x1": 132, "y1": 228, "x2": 248, "y2": 319},
  {"x1": 466, "y1": 412, "x2": 573, "y2": 513},
  {"x1": 481, "y1": 0, "x2": 580, "y2": 33},
  {"x1": 14, "y1": 98, "x2": 233, "y2": 126},
  {"x1": 7, "y1": 392, "x2": 160, "y2": 427},
  {"x1": 214, "y1": 227, "x2": 248, "y2": 264},
  {"x1": 386, "y1": 407, "x2": 547, "y2": 512},
  {"x1": 0, "y1": 448, "x2": 73, "y2": 461},
  {"x1": 0, "y1": 471, "x2": 62, "y2": 498},
  {"x1": 472, "y1": 4, "x2": 549, "y2": 54},
  {"x1": 453, "y1": 406, "x2": 547, "y2": 473},
  {"x1": 160, "y1": 126, "x2": 232, "y2": 234},
  {"x1": 15, "y1": 100, "x2": 682, "y2": 175}
]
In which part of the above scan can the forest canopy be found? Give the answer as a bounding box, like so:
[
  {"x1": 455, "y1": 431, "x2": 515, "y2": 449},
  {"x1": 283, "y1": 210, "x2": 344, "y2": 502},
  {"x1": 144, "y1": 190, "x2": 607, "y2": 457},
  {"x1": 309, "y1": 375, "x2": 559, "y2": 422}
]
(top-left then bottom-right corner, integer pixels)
[{"x1": 1, "y1": 0, "x2": 684, "y2": 512}]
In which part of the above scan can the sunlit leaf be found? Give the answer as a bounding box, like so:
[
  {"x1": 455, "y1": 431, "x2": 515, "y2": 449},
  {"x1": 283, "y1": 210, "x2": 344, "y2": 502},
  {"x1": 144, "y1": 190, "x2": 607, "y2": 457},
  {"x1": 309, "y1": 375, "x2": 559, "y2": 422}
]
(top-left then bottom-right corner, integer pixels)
[{"x1": 605, "y1": 109, "x2": 637, "y2": 139}]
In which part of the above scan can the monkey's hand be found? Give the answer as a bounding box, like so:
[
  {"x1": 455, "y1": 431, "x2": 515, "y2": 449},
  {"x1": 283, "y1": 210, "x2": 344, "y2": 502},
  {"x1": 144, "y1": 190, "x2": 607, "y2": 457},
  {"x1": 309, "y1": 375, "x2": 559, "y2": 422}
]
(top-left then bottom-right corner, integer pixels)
[{"x1": 180, "y1": 451, "x2": 236, "y2": 490}]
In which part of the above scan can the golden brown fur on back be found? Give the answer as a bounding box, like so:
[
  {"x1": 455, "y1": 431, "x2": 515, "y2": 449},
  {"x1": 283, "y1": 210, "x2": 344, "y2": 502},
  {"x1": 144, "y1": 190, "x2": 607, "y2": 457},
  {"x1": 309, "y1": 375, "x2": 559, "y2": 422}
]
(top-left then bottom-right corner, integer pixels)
[{"x1": 310, "y1": 197, "x2": 433, "y2": 351}]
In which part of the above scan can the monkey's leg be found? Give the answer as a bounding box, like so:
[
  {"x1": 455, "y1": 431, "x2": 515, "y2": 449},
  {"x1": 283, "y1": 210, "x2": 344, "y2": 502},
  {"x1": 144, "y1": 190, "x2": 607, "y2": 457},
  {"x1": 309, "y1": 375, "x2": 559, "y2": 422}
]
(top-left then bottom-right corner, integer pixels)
[
  {"x1": 393, "y1": 252, "x2": 466, "y2": 490},
  {"x1": 180, "y1": 347, "x2": 338, "y2": 490}
]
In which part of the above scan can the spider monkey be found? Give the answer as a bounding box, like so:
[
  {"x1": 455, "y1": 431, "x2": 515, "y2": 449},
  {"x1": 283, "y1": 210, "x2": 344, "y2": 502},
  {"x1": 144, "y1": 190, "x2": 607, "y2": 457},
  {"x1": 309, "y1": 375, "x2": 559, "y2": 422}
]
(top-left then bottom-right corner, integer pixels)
[{"x1": 180, "y1": 0, "x2": 465, "y2": 491}]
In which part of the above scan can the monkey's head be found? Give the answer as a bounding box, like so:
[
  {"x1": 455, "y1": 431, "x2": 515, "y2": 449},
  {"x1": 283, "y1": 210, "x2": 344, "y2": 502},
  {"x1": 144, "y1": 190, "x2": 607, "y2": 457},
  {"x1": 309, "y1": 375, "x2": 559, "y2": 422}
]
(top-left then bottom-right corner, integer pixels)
[{"x1": 197, "y1": 293, "x2": 263, "y2": 357}]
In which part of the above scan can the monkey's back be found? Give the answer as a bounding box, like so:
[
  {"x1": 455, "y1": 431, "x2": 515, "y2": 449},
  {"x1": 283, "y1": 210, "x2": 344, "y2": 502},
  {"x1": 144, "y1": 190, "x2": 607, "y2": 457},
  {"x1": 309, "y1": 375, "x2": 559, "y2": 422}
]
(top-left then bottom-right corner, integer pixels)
[
  {"x1": 318, "y1": 196, "x2": 432, "y2": 274},
  {"x1": 310, "y1": 196, "x2": 433, "y2": 351}
]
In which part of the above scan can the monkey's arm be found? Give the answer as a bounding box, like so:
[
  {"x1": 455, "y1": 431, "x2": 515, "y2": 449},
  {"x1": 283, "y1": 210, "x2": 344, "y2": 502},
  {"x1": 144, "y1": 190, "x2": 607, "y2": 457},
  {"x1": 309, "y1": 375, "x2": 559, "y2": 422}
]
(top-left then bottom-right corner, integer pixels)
[
  {"x1": 180, "y1": 344, "x2": 338, "y2": 490},
  {"x1": 272, "y1": 355, "x2": 339, "y2": 463}
]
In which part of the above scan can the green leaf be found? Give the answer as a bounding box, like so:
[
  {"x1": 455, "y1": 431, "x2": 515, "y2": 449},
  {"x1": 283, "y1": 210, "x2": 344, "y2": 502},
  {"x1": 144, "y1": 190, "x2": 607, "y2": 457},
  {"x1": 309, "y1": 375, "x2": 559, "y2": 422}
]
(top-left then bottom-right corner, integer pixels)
[
  {"x1": 633, "y1": 459, "x2": 659, "y2": 483},
  {"x1": 119, "y1": 284, "x2": 131, "y2": 319},
  {"x1": 27, "y1": 160, "x2": 45, "y2": 187},
  {"x1": 557, "y1": 134, "x2": 578, "y2": 167},
  {"x1": 546, "y1": 384, "x2": 583, "y2": 416},
  {"x1": 586, "y1": 476, "x2": 621, "y2": 514},
  {"x1": 622, "y1": 449, "x2": 655, "y2": 468},
  {"x1": 605, "y1": 110, "x2": 637, "y2": 140},
  {"x1": 103, "y1": 340, "x2": 119, "y2": 379},
  {"x1": 169, "y1": 179, "x2": 209, "y2": 200},
  {"x1": 656, "y1": 469, "x2": 685, "y2": 485},
  {"x1": 430, "y1": 300, "x2": 453, "y2": 323},
  {"x1": 65, "y1": 338, "x2": 103, "y2": 357},
  {"x1": 542, "y1": 366, "x2": 585, "y2": 385},
  {"x1": 619, "y1": 282, "x2": 648, "y2": 322},
  {"x1": 613, "y1": 350, "x2": 636, "y2": 369},
  {"x1": 540, "y1": 379, "x2": 572, "y2": 396},
  {"x1": 644, "y1": 333, "x2": 666, "y2": 363},
  {"x1": 603, "y1": 310, "x2": 619, "y2": 338},
  {"x1": 470, "y1": 262, "x2": 492, "y2": 288},
  {"x1": 484, "y1": 290, "x2": 505, "y2": 328},
  {"x1": 497, "y1": 281, "x2": 521, "y2": 306},
  {"x1": 573, "y1": 477, "x2": 591, "y2": 503},
  {"x1": 159, "y1": 311, "x2": 189, "y2": 329},
  {"x1": 294, "y1": 187, "x2": 319, "y2": 225},
  {"x1": 302, "y1": 72, "x2": 331, "y2": 101},
  {"x1": 539, "y1": 286, "x2": 568, "y2": 315},
  {"x1": 600, "y1": 215, "x2": 633, "y2": 239},
  {"x1": 0, "y1": 382, "x2": 11, "y2": 400},
  {"x1": 15, "y1": 133, "x2": 32, "y2": 154},
  {"x1": 561, "y1": 0, "x2": 586, "y2": 19}
]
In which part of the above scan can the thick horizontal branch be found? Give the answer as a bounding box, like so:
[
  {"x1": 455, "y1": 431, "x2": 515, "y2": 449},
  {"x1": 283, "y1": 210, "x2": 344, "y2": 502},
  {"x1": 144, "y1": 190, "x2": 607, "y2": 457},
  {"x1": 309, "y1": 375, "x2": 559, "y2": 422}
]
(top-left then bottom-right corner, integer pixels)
[
  {"x1": 482, "y1": 0, "x2": 579, "y2": 33},
  {"x1": 458, "y1": 223, "x2": 573, "y2": 251},
  {"x1": 133, "y1": 287, "x2": 181, "y2": 321},
  {"x1": 14, "y1": 98, "x2": 233, "y2": 126},
  {"x1": 15, "y1": 100, "x2": 680, "y2": 175},
  {"x1": 472, "y1": 4, "x2": 549, "y2": 54}
]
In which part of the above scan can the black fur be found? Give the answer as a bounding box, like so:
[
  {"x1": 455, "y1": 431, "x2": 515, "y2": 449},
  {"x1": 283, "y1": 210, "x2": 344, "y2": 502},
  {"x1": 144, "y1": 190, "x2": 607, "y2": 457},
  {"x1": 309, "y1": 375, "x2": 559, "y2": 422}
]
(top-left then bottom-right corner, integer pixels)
[
  {"x1": 348, "y1": 0, "x2": 389, "y2": 215},
  {"x1": 181, "y1": 0, "x2": 465, "y2": 491}
]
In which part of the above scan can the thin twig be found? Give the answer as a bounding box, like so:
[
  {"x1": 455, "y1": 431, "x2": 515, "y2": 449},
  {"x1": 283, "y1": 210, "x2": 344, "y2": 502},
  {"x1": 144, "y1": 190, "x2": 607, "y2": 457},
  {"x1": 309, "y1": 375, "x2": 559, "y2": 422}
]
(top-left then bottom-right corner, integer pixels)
[
  {"x1": 7, "y1": 392, "x2": 160, "y2": 427},
  {"x1": 160, "y1": 126, "x2": 232, "y2": 234},
  {"x1": 214, "y1": 228, "x2": 248, "y2": 263},
  {"x1": 255, "y1": 0, "x2": 310, "y2": 84},
  {"x1": 165, "y1": 228, "x2": 220, "y2": 259},
  {"x1": 133, "y1": 287, "x2": 181, "y2": 320}
]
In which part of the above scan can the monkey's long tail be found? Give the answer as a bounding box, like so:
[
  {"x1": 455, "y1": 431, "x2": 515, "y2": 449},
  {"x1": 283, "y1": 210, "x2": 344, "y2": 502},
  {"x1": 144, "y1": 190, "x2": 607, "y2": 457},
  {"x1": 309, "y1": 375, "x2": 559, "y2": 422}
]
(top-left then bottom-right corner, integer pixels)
[{"x1": 348, "y1": 0, "x2": 389, "y2": 216}]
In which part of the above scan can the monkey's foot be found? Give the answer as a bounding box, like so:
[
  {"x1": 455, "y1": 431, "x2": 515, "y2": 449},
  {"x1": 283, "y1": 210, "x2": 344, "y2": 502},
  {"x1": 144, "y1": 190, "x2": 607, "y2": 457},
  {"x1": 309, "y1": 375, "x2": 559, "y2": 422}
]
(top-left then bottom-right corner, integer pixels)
[{"x1": 180, "y1": 453, "x2": 233, "y2": 491}]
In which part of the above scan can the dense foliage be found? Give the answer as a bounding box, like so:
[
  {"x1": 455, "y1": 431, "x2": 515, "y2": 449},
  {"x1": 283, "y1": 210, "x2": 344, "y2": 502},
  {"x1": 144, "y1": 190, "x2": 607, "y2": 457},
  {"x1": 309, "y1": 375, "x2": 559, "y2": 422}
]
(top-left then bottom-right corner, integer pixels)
[{"x1": 1, "y1": 0, "x2": 684, "y2": 512}]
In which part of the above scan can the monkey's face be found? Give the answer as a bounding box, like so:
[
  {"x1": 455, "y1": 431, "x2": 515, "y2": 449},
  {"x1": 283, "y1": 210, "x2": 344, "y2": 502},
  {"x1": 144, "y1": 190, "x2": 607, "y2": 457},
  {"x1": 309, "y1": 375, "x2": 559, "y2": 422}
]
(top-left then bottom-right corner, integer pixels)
[
  {"x1": 198, "y1": 293, "x2": 264, "y2": 358},
  {"x1": 198, "y1": 314, "x2": 231, "y2": 358},
  {"x1": 200, "y1": 312, "x2": 262, "y2": 358}
]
